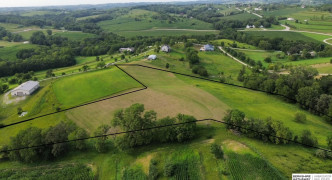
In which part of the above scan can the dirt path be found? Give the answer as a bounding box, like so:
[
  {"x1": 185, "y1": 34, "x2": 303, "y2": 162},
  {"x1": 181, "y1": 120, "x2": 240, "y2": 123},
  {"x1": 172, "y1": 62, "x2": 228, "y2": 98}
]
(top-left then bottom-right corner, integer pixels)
[
  {"x1": 2, "y1": 92, "x2": 26, "y2": 105},
  {"x1": 218, "y1": 46, "x2": 251, "y2": 68},
  {"x1": 323, "y1": 38, "x2": 332, "y2": 46}
]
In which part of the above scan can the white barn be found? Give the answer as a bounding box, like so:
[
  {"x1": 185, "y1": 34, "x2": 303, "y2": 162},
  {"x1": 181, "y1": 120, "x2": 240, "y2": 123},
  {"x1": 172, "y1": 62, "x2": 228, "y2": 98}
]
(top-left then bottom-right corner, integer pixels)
[{"x1": 11, "y1": 81, "x2": 40, "y2": 96}]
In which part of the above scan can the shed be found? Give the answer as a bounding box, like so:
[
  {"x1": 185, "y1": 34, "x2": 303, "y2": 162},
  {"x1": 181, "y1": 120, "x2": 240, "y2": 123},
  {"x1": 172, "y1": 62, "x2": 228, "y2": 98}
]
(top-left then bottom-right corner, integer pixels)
[
  {"x1": 148, "y1": 55, "x2": 157, "y2": 60},
  {"x1": 11, "y1": 81, "x2": 40, "y2": 96}
]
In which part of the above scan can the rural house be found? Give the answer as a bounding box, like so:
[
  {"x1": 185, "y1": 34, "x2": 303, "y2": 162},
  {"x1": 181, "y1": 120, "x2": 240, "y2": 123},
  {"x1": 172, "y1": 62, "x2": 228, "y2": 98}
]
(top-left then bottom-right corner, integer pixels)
[
  {"x1": 200, "y1": 44, "x2": 214, "y2": 51},
  {"x1": 161, "y1": 45, "x2": 171, "y2": 53},
  {"x1": 148, "y1": 55, "x2": 157, "y2": 60},
  {"x1": 119, "y1": 47, "x2": 135, "y2": 53},
  {"x1": 11, "y1": 81, "x2": 40, "y2": 96}
]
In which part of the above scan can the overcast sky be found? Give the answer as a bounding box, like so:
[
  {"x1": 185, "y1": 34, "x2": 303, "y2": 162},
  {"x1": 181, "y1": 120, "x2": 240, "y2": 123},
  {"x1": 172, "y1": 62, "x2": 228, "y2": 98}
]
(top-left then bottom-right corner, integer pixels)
[{"x1": 0, "y1": 0, "x2": 189, "y2": 8}]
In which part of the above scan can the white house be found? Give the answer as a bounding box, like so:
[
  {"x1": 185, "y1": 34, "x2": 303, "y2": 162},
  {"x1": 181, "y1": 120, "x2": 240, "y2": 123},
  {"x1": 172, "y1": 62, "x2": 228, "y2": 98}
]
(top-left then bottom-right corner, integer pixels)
[
  {"x1": 246, "y1": 25, "x2": 256, "y2": 28},
  {"x1": 148, "y1": 55, "x2": 157, "y2": 60},
  {"x1": 200, "y1": 44, "x2": 214, "y2": 51},
  {"x1": 119, "y1": 47, "x2": 135, "y2": 53},
  {"x1": 287, "y1": 17, "x2": 295, "y2": 21},
  {"x1": 11, "y1": 81, "x2": 40, "y2": 96},
  {"x1": 161, "y1": 45, "x2": 171, "y2": 53}
]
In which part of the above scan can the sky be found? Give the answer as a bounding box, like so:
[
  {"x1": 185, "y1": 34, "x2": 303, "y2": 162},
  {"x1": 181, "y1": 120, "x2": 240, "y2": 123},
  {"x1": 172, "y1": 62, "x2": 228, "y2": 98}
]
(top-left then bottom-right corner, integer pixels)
[{"x1": 0, "y1": 0, "x2": 190, "y2": 8}]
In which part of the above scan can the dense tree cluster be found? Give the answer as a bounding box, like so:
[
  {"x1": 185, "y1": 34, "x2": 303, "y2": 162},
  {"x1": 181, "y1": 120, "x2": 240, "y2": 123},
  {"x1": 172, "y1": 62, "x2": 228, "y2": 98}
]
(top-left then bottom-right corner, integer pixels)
[
  {"x1": 0, "y1": 46, "x2": 76, "y2": 77},
  {"x1": 0, "y1": 26, "x2": 23, "y2": 42},
  {"x1": 4, "y1": 122, "x2": 87, "y2": 163},
  {"x1": 112, "y1": 103, "x2": 197, "y2": 150}
]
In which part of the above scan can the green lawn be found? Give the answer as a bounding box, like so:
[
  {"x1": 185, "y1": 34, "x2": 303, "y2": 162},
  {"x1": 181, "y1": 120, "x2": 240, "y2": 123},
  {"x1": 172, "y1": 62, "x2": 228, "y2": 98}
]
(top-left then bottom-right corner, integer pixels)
[
  {"x1": 213, "y1": 39, "x2": 258, "y2": 49},
  {"x1": 300, "y1": 32, "x2": 332, "y2": 42},
  {"x1": 53, "y1": 67, "x2": 142, "y2": 108},
  {"x1": 220, "y1": 12, "x2": 259, "y2": 21}
]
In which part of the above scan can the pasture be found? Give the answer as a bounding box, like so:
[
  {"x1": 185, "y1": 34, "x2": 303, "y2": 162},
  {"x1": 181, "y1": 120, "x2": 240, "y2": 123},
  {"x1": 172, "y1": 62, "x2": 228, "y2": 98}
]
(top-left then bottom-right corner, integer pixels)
[
  {"x1": 53, "y1": 67, "x2": 142, "y2": 108},
  {"x1": 219, "y1": 12, "x2": 259, "y2": 21},
  {"x1": 283, "y1": 57, "x2": 332, "y2": 66}
]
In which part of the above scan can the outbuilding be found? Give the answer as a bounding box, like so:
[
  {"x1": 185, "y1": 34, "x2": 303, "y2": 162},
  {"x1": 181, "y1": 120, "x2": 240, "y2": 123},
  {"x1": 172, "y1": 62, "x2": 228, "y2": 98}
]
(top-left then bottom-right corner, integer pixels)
[
  {"x1": 200, "y1": 44, "x2": 214, "y2": 51},
  {"x1": 161, "y1": 45, "x2": 171, "y2": 53},
  {"x1": 11, "y1": 81, "x2": 40, "y2": 96},
  {"x1": 148, "y1": 55, "x2": 157, "y2": 60}
]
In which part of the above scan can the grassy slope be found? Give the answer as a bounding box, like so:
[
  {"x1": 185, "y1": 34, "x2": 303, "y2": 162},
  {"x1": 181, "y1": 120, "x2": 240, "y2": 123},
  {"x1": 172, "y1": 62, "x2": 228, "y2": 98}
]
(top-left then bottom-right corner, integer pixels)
[
  {"x1": 283, "y1": 57, "x2": 332, "y2": 66},
  {"x1": 237, "y1": 49, "x2": 286, "y2": 67},
  {"x1": 53, "y1": 67, "x2": 142, "y2": 108}
]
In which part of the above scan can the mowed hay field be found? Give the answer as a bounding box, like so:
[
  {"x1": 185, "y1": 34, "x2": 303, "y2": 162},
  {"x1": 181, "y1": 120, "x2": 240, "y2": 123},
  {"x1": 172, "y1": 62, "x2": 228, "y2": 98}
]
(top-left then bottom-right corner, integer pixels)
[
  {"x1": 244, "y1": 31, "x2": 322, "y2": 43},
  {"x1": 0, "y1": 42, "x2": 39, "y2": 60},
  {"x1": 66, "y1": 63, "x2": 332, "y2": 145},
  {"x1": 53, "y1": 67, "x2": 142, "y2": 108}
]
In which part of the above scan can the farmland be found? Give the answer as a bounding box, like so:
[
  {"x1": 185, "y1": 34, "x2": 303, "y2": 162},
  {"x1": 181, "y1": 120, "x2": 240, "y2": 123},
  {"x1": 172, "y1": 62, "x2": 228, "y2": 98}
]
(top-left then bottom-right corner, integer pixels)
[
  {"x1": 244, "y1": 31, "x2": 322, "y2": 43},
  {"x1": 0, "y1": 2, "x2": 332, "y2": 180}
]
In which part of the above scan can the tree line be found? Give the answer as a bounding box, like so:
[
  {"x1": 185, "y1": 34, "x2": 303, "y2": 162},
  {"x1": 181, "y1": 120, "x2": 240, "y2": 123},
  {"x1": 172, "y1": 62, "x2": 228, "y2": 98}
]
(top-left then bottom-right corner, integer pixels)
[
  {"x1": 224, "y1": 109, "x2": 332, "y2": 159},
  {"x1": 238, "y1": 66, "x2": 332, "y2": 122},
  {"x1": 0, "y1": 104, "x2": 197, "y2": 163}
]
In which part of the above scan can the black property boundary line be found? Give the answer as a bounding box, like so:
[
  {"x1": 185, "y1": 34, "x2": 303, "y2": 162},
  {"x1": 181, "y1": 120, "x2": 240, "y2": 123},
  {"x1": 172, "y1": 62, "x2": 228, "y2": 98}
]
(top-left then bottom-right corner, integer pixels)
[
  {"x1": 117, "y1": 64, "x2": 332, "y2": 119},
  {"x1": 0, "y1": 65, "x2": 147, "y2": 129},
  {"x1": 1, "y1": 118, "x2": 331, "y2": 153},
  {"x1": 1, "y1": 64, "x2": 331, "y2": 153}
]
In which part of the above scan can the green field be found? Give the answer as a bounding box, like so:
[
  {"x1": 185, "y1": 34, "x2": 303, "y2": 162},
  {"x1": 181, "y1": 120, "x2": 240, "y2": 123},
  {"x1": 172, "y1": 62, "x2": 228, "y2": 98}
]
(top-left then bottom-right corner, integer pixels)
[
  {"x1": 98, "y1": 9, "x2": 216, "y2": 37},
  {"x1": 237, "y1": 49, "x2": 287, "y2": 67},
  {"x1": 53, "y1": 68, "x2": 142, "y2": 108},
  {"x1": 0, "y1": 43, "x2": 39, "y2": 60},
  {"x1": 220, "y1": 12, "x2": 259, "y2": 21},
  {"x1": 53, "y1": 31, "x2": 97, "y2": 41},
  {"x1": 213, "y1": 39, "x2": 259, "y2": 49},
  {"x1": 283, "y1": 57, "x2": 332, "y2": 66},
  {"x1": 244, "y1": 31, "x2": 322, "y2": 43},
  {"x1": 300, "y1": 32, "x2": 332, "y2": 42}
]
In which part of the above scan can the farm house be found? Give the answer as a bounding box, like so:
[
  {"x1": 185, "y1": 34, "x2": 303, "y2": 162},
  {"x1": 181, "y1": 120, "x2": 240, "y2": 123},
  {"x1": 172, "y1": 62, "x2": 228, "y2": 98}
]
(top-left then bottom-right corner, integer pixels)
[
  {"x1": 200, "y1": 44, "x2": 214, "y2": 51},
  {"x1": 11, "y1": 81, "x2": 40, "y2": 96},
  {"x1": 161, "y1": 45, "x2": 171, "y2": 52}
]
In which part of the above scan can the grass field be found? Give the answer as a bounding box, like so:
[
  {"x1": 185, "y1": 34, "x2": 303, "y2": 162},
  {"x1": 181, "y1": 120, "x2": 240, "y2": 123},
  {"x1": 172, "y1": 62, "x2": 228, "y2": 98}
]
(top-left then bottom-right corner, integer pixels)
[
  {"x1": 300, "y1": 32, "x2": 332, "y2": 42},
  {"x1": 312, "y1": 63, "x2": 332, "y2": 74},
  {"x1": 213, "y1": 39, "x2": 258, "y2": 49},
  {"x1": 53, "y1": 31, "x2": 97, "y2": 41},
  {"x1": 0, "y1": 43, "x2": 39, "y2": 60},
  {"x1": 283, "y1": 57, "x2": 332, "y2": 66},
  {"x1": 236, "y1": 49, "x2": 287, "y2": 67},
  {"x1": 53, "y1": 67, "x2": 142, "y2": 108},
  {"x1": 244, "y1": 31, "x2": 322, "y2": 43},
  {"x1": 98, "y1": 9, "x2": 216, "y2": 37},
  {"x1": 220, "y1": 12, "x2": 259, "y2": 21}
]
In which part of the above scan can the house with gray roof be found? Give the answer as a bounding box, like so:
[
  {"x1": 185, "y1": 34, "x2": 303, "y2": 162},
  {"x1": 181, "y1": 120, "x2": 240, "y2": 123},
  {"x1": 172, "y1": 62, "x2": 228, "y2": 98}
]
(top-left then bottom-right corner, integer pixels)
[
  {"x1": 200, "y1": 44, "x2": 214, "y2": 51},
  {"x1": 11, "y1": 81, "x2": 40, "y2": 96}
]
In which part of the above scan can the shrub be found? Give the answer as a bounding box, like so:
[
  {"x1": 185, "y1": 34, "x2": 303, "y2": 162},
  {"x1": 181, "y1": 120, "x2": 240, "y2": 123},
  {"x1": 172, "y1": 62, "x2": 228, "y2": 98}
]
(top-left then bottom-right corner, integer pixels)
[
  {"x1": 192, "y1": 66, "x2": 208, "y2": 77},
  {"x1": 149, "y1": 159, "x2": 158, "y2": 180},
  {"x1": 166, "y1": 63, "x2": 170, "y2": 69},
  {"x1": 264, "y1": 57, "x2": 272, "y2": 63},
  {"x1": 300, "y1": 130, "x2": 318, "y2": 147},
  {"x1": 164, "y1": 160, "x2": 175, "y2": 177},
  {"x1": 210, "y1": 143, "x2": 223, "y2": 159},
  {"x1": 315, "y1": 149, "x2": 326, "y2": 159},
  {"x1": 294, "y1": 112, "x2": 307, "y2": 123}
]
